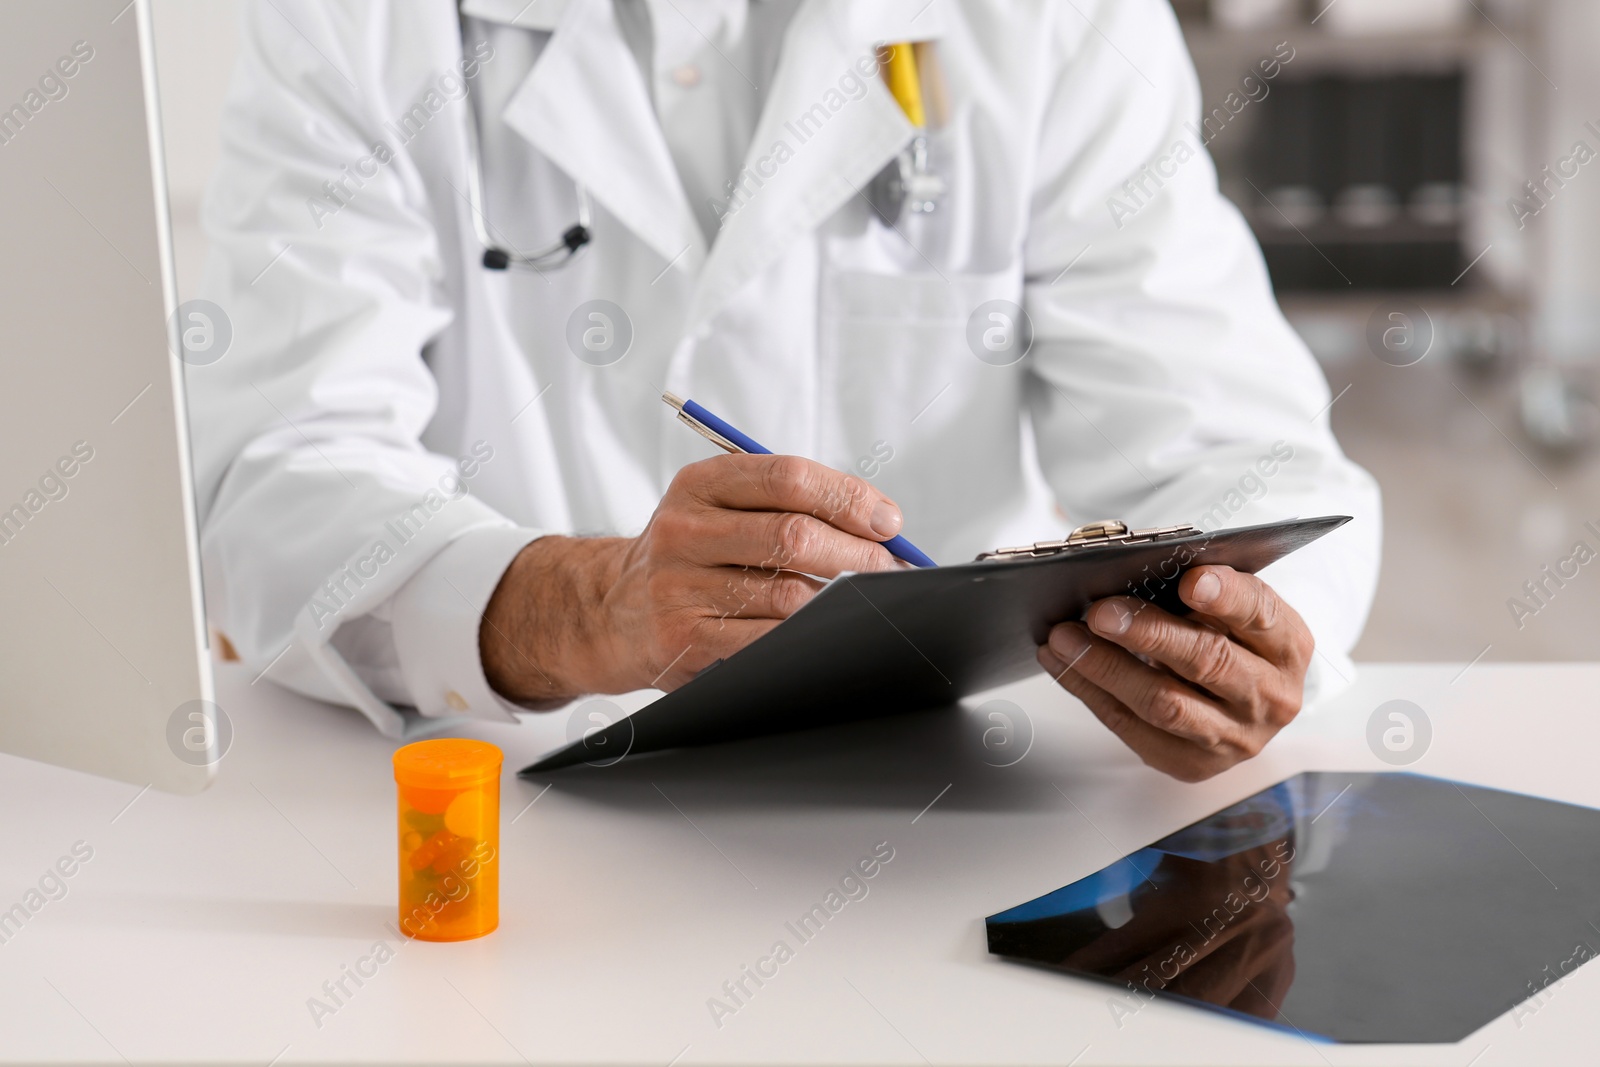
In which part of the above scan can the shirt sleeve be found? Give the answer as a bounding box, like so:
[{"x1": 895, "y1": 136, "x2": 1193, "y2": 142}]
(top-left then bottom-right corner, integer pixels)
[
  {"x1": 385, "y1": 524, "x2": 547, "y2": 722},
  {"x1": 1020, "y1": 0, "x2": 1383, "y2": 704},
  {"x1": 190, "y1": 0, "x2": 539, "y2": 735}
]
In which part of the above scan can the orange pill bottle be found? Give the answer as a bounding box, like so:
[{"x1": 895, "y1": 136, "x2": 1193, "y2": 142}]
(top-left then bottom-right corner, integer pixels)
[{"x1": 392, "y1": 739, "x2": 502, "y2": 941}]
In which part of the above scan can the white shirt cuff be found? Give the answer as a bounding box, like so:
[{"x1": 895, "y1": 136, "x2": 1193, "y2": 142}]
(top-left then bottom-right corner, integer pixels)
[
  {"x1": 1302, "y1": 645, "x2": 1355, "y2": 712},
  {"x1": 388, "y1": 524, "x2": 545, "y2": 722}
]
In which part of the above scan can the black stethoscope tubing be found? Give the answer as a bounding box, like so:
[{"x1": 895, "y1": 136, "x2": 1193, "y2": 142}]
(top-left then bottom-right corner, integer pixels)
[{"x1": 457, "y1": 2, "x2": 592, "y2": 272}]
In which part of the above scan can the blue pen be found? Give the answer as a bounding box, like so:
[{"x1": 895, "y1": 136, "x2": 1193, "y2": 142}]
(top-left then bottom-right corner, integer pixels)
[{"x1": 662, "y1": 392, "x2": 938, "y2": 568}]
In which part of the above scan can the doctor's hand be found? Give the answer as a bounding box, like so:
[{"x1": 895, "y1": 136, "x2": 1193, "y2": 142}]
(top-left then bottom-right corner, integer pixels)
[
  {"x1": 480, "y1": 454, "x2": 905, "y2": 702},
  {"x1": 1036, "y1": 566, "x2": 1313, "y2": 783}
]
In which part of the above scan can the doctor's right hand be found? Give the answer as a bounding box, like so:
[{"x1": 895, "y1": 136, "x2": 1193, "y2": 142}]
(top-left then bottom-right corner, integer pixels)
[{"x1": 480, "y1": 454, "x2": 906, "y2": 702}]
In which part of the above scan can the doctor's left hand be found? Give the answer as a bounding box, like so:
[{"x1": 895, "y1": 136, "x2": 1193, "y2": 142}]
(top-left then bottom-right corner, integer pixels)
[{"x1": 1036, "y1": 565, "x2": 1313, "y2": 783}]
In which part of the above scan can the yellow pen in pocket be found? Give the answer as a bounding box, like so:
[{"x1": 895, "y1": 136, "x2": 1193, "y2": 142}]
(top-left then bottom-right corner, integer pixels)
[
  {"x1": 882, "y1": 42, "x2": 926, "y2": 128},
  {"x1": 871, "y1": 40, "x2": 947, "y2": 221}
]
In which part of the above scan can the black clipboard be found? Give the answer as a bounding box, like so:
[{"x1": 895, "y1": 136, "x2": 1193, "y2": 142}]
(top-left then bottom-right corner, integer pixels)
[{"x1": 521, "y1": 515, "x2": 1350, "y2": 774}]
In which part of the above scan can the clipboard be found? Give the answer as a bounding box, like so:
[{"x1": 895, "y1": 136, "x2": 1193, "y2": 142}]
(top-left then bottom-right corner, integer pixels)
[{"x1": 520, "y1": 515, "x2": 1351, "y2": 774}]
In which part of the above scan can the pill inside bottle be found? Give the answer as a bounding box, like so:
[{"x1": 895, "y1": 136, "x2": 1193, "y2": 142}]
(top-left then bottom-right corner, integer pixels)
[{"x1": 392, "y1": 738, "x2": 502, "y2": 941}]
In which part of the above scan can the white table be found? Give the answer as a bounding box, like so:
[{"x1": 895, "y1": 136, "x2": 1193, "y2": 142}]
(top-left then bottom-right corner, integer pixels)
[{"x1": 1, "y1": 661, "x2": 1596, "y2": 1065}]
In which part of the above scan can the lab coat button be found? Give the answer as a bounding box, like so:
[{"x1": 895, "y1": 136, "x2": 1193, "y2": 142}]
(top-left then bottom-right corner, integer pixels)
[
  {"x1": 671, "y1": 64, "x2": 702, "y2": 88},
  {"x1": 445, "y1": 689, "x2": 469, "y2": 713}
]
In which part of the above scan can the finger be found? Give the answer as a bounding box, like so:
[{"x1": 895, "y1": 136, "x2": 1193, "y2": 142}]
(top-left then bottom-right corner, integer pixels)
[
  {"x1": 1038, "y1": 647, "x2": 1229, "y2": 782},
  {"x1": 653, "y1": 618, "x2": 783, "y2": 691},
  {"x1": 707, "y1": 567, "x2": 825, "y2": 620},
  {"x1": 1067, "y1": 935, "x2": 1186, "y2": 982},
  {"x1": 672, "y1": 507, "x2": 899, "y2": 576},
  {"x1": 1234, "y1": 922, "x2": 1297, "y2": 1013},
  {"x1": 1043, "y1": 624, "x2": 1243, "y2": 750},
  {"x1": 1180, "y1": 566, "x2": 1311, "y2": 669},
  {"x1": 677, "y1": 453, "x2": 904, "y2": 542},
  {"x1": 1083, "y1": 596, "x2": 1282, "y2": 712},
  {"x1": 1059, "y1": 905, "x2": 1209, "y2": 977},
  {"x1": 1168, "y1": 930, "x2": 1266, "y2": 1007},
  {"x1": 1173, "y1": 911, "x2": 1293, "y2": 1008}
]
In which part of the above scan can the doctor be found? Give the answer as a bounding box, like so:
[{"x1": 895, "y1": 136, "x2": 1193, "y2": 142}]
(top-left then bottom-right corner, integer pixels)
[{"x1": 191, "y1": 0, "x2": 1381, "y2": 781}]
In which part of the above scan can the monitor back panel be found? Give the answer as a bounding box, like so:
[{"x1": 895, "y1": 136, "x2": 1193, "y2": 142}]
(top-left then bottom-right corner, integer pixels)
[{"x1": 0, "y1": 0, "x2": 213, "y2": 793}]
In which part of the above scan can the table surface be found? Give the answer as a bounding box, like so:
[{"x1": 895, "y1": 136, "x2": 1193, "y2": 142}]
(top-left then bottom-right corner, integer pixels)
[{"x1": 1, "y1": 660, "x2": 1597, "y2": 1066}]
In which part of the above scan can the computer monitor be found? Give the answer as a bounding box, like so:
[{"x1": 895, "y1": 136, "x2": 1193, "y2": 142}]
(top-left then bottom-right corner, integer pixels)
[{"x1": 0, "y1": 0, "x2": 215, "y2": 793}]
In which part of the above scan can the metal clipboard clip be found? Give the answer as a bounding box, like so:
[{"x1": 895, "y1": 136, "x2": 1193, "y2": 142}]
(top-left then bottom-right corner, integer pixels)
[{"x1": 975, "y1": 520, "x2": 1202, "y2": 562}]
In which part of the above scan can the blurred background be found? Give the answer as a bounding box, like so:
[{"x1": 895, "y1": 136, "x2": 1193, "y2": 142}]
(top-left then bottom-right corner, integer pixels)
[{"x1": 149, "y1": 0, "x2": 1600, "y2": 665}]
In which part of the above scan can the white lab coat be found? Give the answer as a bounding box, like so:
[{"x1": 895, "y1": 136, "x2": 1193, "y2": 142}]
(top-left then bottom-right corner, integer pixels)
[{"x1": 191, "y1": 0, "x2": 1382, "y2": 742}]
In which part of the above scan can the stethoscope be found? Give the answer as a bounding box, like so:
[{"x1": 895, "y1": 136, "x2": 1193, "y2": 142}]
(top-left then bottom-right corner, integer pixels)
[
  {"x1": 456, "y1": 7, "x2": 944, "y2": 271},
  {"x1": 463, "y1": 135, "x2": 593, "y2": 272},
  {"x1": 458, "y1": 3, "x2": 591, "y2": 272}
]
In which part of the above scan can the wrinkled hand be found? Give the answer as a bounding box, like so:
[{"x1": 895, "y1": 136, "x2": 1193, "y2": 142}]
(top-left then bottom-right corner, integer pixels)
[
  {"x1": 482, "y1": 454, "x2": 904, "y2": 702},
  {"x1": 1038, "y1": 565, "x2": 1313, "y2": 782}
]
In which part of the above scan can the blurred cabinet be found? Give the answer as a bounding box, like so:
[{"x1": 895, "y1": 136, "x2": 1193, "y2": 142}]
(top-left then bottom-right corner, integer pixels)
[
  {"x1": 1177, "y1": 2, "x2": 1600, "y2": 448},
  {"x1": 1245, "y1": 70, "x2": 1465, "y2": 291},
  {"x1": 1180, "y1": 14, "x2": 1511, "y2": 296}
]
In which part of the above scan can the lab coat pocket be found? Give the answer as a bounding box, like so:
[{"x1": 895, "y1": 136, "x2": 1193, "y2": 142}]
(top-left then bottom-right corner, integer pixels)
[
  {"x1": 820, "y1": 267, "x2": 1031, "y2": 550},
  {"x1": 821, "y1": 266, "x2": 1026, "y2": 431}
]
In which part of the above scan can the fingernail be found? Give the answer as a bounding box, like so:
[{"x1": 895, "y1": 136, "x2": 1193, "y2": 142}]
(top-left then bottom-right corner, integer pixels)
[
  {"x1": 1048, "y1": 623, "x2": 1091, "y2": 663},
  {"x1": 1090, "y1": 600, "x2": 1132, "y2": 636},
  {"x1": 869, "y1": 500, "x2": 902, "y2": 538},
  {"x1": 1192, "y1": 571, "x2": 1221, "y2": 605}
]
